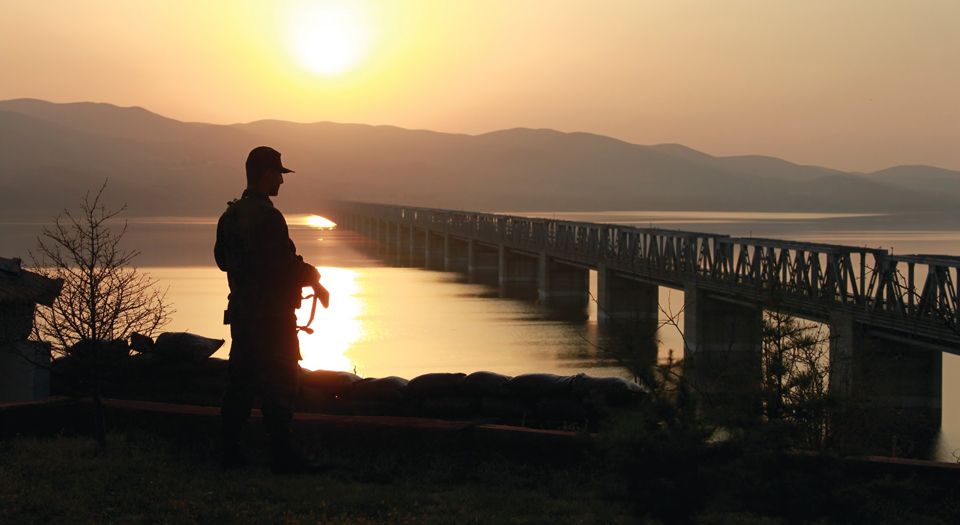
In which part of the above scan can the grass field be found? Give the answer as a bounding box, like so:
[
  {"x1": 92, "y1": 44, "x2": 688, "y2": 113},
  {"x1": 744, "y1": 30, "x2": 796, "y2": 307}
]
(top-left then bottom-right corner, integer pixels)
[
  {"x1": 0, "y1": 432, "x2": 632, "y2": 524},
  {"x1": 3, "y1": 409, "x2": 960, "y2": 524}
]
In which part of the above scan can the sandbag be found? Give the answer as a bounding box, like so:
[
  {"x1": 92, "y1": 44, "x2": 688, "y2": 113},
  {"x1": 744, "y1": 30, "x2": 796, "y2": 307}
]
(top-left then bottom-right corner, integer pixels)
[
  {"x1": 68, "y1": 339, "x2": 130, "y2": 363},
  {"x1": 129, "y1": 332, "x2": 155, "y2": 354},
  {"x1": 574, "y1": 375, "x2": 645, "y2": 405},
  {"x1": 406, "y1": 373, "x2": 466, "y2": 397},
  {"x1": 348, "y1": 376, "x2": 409, "y2": 402},
  {"x1": 300, "y1": 369, "x2": 361, "y2": 395},
  {"x1": 506, "y1": 373, "x2": 582, "y2": 398},
  {"x1": 154, "y1": 332, "x2": 224, "y2": 363},
  {"x1": 462, "y1": 371, "x2": 512, "y2": 397}
]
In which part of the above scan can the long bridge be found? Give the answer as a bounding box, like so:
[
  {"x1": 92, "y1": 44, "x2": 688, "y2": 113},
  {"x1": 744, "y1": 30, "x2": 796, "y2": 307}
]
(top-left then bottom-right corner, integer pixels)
[{"x1": 323, "y1": 201, "x2": 954, "y2": 428}]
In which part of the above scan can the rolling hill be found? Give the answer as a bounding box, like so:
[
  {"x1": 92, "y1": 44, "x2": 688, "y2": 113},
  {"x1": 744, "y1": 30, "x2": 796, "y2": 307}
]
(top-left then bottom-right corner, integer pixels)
[{"x1": 0, "y1": 98, "x2": 956, "y2": 218}]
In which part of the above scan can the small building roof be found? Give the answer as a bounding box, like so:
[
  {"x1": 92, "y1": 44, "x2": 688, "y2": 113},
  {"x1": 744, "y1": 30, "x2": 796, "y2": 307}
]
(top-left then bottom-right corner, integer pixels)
[{"x1": 0, "y1": 257, "x2": 63, "y2": 306}]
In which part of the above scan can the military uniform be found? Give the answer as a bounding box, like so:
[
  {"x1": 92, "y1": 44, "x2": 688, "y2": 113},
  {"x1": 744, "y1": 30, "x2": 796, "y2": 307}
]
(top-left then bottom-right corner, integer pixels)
[{"x1": 215, "y1": 188, "x2": 319, "y2": 462}]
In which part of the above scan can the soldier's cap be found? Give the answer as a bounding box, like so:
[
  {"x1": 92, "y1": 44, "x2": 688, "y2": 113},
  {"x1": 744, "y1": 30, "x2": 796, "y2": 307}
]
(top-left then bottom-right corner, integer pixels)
[{"x1": 246, "y1": 146, "x2": 295, "y2": 174}]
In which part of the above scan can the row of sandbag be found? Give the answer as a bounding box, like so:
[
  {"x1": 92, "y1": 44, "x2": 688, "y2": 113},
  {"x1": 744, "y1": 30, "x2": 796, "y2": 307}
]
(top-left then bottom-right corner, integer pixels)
[
  {"x1": 300, "y1": 370, "x2": 645, "y2": 407},
  {"x1": 52, "y1": 332, "x2": 223, "y2": 367},
  {"x1": 129, "y1": 332, "x2": 224, "y2": 363}
]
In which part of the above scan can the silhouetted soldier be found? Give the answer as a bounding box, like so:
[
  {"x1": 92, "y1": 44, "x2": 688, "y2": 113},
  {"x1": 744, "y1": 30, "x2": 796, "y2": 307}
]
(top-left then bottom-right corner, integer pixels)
[{"x1": 215, "y1": 146, "x2": 328, "y2": 473}]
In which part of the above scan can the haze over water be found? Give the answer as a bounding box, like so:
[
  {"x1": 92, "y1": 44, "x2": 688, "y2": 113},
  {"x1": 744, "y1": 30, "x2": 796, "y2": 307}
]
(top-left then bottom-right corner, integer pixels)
[{"x1": 4, "y1": 209, "x2": 959, "y2": 460}]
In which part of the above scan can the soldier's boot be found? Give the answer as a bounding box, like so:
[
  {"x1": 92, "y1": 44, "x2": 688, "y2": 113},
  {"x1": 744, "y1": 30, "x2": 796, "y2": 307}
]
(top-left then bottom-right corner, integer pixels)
[{"x1": 269, "y1": 429, "x2": 323, "y2": 475}]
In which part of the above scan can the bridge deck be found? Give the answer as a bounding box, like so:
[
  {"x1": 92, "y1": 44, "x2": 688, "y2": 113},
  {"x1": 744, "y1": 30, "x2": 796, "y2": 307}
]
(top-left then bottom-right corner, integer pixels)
[{"x1": 328, "y1": 201, "x2": 960, "y2": 354}]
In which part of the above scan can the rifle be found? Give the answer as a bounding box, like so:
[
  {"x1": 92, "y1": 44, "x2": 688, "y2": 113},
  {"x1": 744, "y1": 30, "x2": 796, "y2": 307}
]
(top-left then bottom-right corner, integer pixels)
[{"x1": 297, "y1": 282, "x2": 330, "y2": 335}]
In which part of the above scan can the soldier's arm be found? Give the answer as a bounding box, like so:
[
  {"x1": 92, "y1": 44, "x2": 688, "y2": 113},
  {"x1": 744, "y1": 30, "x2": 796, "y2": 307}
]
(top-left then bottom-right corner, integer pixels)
[
  {"x1": 214, "y1": 210, "x2": 231, "y2": 272},
  {"x1": 288, "y1": 238, "x2": 321, "y2": 286},
  {"x1": 253, "y1": 208, "x2": 320, "y2": 288}
]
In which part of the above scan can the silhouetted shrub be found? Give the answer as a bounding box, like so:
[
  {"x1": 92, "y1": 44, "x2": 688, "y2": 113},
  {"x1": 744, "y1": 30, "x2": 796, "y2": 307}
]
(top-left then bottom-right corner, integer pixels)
[{"x1": 574, "y1": 375, "x2": 645, "y2": 406}]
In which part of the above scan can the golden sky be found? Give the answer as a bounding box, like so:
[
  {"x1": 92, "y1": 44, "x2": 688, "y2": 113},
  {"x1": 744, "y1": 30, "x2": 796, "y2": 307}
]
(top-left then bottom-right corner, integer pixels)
[{"x1": 1, "y1": 0, "x2": 958, "y2": 172}]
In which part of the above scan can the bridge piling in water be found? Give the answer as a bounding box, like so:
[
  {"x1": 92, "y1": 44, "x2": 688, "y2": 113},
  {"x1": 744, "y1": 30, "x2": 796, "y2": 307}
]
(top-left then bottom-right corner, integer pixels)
[
  {"x1": 596, "y1": 264, "x2": 661, "y2": 367},
  {"x1": 391, "y1": 222, "x2": 402, "y2": 263},
  {"x1": 377, "y1": 220, "x2": 394, "y2": 261},
  {"x1": 597, "y1": 264, "x2": 659, "y2": 327},
  {"x1": 409, "y1": 227, "x2": 426, "y2": 267},
  {"x1": 469, "y1": 242, "x2": 499, "y2": 285},
  {"x1": 443, "y1": 235, "x2": 469, "y2": 273},
  {"x1": 829, "y1": 313, "x2": 942, "y2": 444},
  {"x1": 498, "y1": 248, "x2": 539, "y2": 299},
  {"x1": 539, "y1": 257, "x2": 590, "y2": 314},
  {"x1": 684, "y1": 284, "x2": 764, "y2": 417},
  {"x1": 425, "y1": 231, "x2": 445, "y2": 270},
  {"x1": 394, "y1": 223, "x2": 407, "y2": 266}
]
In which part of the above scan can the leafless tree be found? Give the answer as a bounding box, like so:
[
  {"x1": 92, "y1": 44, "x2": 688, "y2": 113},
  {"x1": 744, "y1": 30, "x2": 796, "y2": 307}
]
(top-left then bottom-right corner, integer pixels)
[
  {"x1": 30, "y1": 182, "x2": 172, "y2": 355},
  {"x1": 29, "y1": 181, "x2": 172, "y2": 448}
]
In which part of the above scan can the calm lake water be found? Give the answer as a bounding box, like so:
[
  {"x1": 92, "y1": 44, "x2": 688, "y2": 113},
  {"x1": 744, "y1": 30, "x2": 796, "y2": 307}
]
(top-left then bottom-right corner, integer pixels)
[{"x1": 4, "y1": 209, "x2": 959, "y2": 460}]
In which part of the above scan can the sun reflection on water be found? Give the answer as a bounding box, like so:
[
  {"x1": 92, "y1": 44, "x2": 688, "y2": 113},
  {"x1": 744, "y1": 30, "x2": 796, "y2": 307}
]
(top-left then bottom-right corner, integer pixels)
[
  {"x1": 292, "y1": 214, "x2": 337, "y2": 229},
  {"x1": 296, "y1": 266, "x2": 362, "y2": 372}
]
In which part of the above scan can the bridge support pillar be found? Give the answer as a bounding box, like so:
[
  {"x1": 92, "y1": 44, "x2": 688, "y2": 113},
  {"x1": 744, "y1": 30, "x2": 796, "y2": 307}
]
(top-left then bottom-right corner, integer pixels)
[
  {"x1": 394, "y1": 223, "x2": 408, "y2": 267},
  {"x1": 683, "y1": 285, "x2": 762, "y2": 422},
  {"x1": 372, "y1": 218, "x2": 381, "y2": 255},
  {"x1": 469, "y1": 242, "x2": 499, "y2": 286},
  {"x1": 355, "y1": 217, "x2": 374, "y2": 256},
  {"x1": 425, "y1": 231, "x2": 445, "y2": 270},
  {"x1": 538, "y1": 256, "x2": 590, "y2": 316},
  {"x1": 829, "y1": 313, "x2": 942, "y2": 454},
  {"x1": 383, "y1": 221, "x2": 398, "y2": 264},
  {"x1": 444, "y1": 235, "x2": 469, "y2": 273},
  {"x1": 597, "y1": 263, "x2": 660, "y2": 366},
  {"x1": 498, "y1": 247, "x2": 540, "y2": 299},
  {"x1": 409, "y1": 228, "x2": 426, "y2": 267},
  {"x1": 597, "y1": 264, "x2": 659, "y2": 328}
]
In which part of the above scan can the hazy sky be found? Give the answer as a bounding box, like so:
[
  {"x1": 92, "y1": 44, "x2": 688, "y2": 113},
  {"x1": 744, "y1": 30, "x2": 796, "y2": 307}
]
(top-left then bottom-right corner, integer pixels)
[{"x1": 2, "y1": 0, "x2": 958, "y2": 172}]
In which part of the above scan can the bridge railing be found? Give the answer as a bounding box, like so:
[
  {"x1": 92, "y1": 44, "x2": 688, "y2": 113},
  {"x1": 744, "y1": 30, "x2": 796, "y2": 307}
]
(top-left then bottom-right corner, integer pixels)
[
  {"x1": 886, "y1": 254, "x2": 960, "y2": 328},
  {"x1": 331, "y1": 201, "x2": 960, "y2": 334}
]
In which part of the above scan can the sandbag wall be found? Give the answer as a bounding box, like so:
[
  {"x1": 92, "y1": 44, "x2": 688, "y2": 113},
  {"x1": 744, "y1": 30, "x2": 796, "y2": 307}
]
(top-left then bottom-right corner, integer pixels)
[
  {"x1": 299, "y1": 370, "x2": 645, "y2": 429},
  {"x1": 51, "y1": 332, "x2": 227, "y2": 405},
  {"x1": 50, "y1": 331, "x2": 647, "y2": 430}
]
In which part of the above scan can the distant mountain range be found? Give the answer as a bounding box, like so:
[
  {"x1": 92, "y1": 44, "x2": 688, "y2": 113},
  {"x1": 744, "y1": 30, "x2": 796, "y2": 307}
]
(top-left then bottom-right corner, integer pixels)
[{"x1": 1, "y1": 98, "x2": 958, "y2": 218}]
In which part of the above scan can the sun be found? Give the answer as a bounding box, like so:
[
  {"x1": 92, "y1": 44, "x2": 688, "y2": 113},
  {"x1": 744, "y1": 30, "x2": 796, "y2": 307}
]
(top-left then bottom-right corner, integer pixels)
[{"x1": 288, "y1": 3, "x2": 369, "y2": 76}]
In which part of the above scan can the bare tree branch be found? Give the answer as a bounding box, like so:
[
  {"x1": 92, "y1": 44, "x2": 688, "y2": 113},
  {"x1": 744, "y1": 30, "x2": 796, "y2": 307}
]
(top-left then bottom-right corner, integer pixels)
[{"x1": 29, "y1": 181, "x2": 174, "y2": 357}]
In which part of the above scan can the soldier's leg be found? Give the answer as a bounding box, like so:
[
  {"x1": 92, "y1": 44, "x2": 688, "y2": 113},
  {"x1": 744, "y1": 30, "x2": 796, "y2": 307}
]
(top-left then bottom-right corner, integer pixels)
[
  {"x1": 222, "y1": 378, "x2": 254, "y2": 447},
  {"x1": 259, "y1": 318, "x2": 300, "y2": 437},
  {"x1": 261, "y1": 317, "x2": 308, "y2": 472},
  {"x1": 221, "y1": 334, "x2": 257, "y2": 466},
  {"x1": 261, "y1": 356, "x2": 301, "y2": 470}
]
